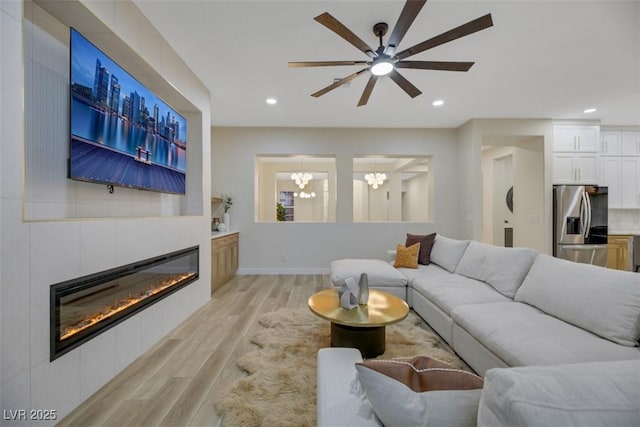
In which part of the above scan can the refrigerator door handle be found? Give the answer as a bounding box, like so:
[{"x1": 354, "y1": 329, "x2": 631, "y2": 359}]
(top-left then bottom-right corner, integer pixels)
[
  {"x1": 584, "y1": 192, "x2": 592, "y2": 239},
  {"x1": 580, "y1": 192, "x2": 587, "y2": 238}
]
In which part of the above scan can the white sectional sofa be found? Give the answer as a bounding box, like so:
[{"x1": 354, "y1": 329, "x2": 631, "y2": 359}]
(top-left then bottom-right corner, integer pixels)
[{"x1": 324, "y1": 235, "x2": 640, "y2": 426}]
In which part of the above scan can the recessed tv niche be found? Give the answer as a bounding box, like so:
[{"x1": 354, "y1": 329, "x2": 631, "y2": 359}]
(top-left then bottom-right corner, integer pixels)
[{"x1": 69, "y1": 28, "x2": 187, "y2": 194}]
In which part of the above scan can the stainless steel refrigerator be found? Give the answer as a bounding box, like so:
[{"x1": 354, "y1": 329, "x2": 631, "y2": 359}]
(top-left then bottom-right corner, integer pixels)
[{"x1": 553, "y1": 185, "x2": 608, "y2": 267}]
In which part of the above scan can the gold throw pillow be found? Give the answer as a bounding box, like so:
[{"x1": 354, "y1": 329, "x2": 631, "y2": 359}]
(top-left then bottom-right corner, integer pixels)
[{"x1": 394, "y1": 242, "x2": 420, "y2": 269}]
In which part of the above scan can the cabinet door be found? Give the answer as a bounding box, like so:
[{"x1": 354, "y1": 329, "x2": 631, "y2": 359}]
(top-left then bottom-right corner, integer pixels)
[
  {"x1": 577, "y1": 126, "x2": 599, "y2": 152},
  {"x1": 553, "y1": 126, "x2": 578, "y2": 151},
  {"x1": 600, "y1": 131, "x2": 622, "y2": 155},
  {"x1": 607, "y1": 236, "x2": 632, "y2": 271},
  {"x1": 553, "y1": 125, "x2": 599, "y2": 152},
  {"x1": 621, "y1": 131, "x2": 640, "y2": 156},
  {"x1": 575, "y1": 154, "x2": 598, "y2": 183},
  {"x1": 600, "y1": 157, "x2": 621, "y2": 208},
  {"x1": 621, "y1": 158, "x2": 640, "y2": 208},
  {"x1": 552, "y1": 153, "x2": 576, "y2": 184}
]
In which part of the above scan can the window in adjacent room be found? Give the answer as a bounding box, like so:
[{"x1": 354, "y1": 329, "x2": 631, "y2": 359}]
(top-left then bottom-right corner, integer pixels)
[
  {"x1": 255, "y1": 155, "x2": 336, "y2": 222},
  {"x1": 353, "y1": 156, "x2": 433, "y2": 222}
]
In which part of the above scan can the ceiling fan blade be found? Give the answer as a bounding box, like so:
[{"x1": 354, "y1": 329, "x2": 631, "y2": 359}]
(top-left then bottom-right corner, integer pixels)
[
  {"x1": 288, "y1": 60, "x2": 369, "y2": 68},
  {"x1": 314, "y1": 12, "x2": 377, "y2": 58},
  {"x1": 388, "y1": 70, "x2": 422, "y2": 98},
  {"x1": 396, "y1": 60, "x2": 474, "y2": 72},
  {"x1": 358, "y1": 75, "x2": 378, "y2": 107},
  {"x1": 384, "y1": 0, "x2": 427, "y2": 56},
  {"x1": 395, "y1": 13, "x2": 493, "y2": 60},
  {"x1": 311, "y1": 68, "x2": 369, "y2": 98}
]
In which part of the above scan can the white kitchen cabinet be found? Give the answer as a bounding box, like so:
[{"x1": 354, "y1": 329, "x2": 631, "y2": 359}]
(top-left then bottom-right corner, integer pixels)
[
  {"x1": 553, "y1": 125, "x2": 599, "y2": 152},
  {"x1": 621, "y1": 157, "x2": 640, "y2": 208},
  {"x1": 600, "y1": 156, "x2": 622, "y2": 208},
  {"x1": 600, "y1": 130, "x2": 622, "y2": 155},
  {"x1": 552, "y1": 153, "x2": 598, "y2": 184},
  {"x1": 621, "y1": 131, "x2": 640, "y2": 156}
]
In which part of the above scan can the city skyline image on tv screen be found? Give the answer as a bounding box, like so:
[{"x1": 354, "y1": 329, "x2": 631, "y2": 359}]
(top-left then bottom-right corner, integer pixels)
[{"x1": 69, "y1": 28, "x2": 187, "y2": 194}]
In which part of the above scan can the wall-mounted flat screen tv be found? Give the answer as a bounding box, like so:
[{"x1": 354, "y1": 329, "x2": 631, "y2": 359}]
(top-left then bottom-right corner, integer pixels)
[{"x1": 69, "y1": 28, "x2": 187, "y2": 194}]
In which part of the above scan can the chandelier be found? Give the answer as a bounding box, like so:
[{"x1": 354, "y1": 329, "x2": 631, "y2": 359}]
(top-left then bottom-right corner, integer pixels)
[
  {"x1": 294, "y1": 183, "x2": 316, "y2": 198},
  {"x1": 290, "y1": 172, "x2": 313, "y2": 189},
  {"x1": 364, "y1": 172, "x2": 387, "y2": 189}
]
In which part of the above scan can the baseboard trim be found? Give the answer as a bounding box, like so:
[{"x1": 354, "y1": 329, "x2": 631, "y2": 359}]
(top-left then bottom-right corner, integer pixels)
[{"x1": 237, "y1": 267, "x2": 330, "y2": 275}]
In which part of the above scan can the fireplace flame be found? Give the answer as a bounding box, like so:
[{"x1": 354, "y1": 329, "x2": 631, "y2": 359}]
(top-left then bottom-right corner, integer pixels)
[{"x1": 60, "y1": 273, "x2": 195, "y2": 341}]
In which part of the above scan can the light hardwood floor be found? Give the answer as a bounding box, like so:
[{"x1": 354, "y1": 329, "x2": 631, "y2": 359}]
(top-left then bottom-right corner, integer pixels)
[
  {"x1": 58, "y1": 274, "x2": 331, "y2": 427},
  {"x1": 58, "y1": 274, "x2": 459, "y2": 426}
]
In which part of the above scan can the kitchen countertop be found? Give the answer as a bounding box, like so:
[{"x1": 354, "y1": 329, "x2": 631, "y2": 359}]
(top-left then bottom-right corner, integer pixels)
[
  {"x1": 211, "y1": 230, "x2": 238, "y2": 239},
  {"x1": 609, "y1": 231, "x2": 640, "y2": 235}
]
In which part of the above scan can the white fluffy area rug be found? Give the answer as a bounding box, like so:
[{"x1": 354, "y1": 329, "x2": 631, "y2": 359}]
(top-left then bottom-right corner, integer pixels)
[{"x1": 214, "y1": 307, "x2": 464, "y2": 427}]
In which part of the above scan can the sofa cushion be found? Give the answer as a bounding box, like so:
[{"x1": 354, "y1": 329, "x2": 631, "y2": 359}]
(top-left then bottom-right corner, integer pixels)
[
  {"x1": 406, "y1": 233, "x2": 436, "y2": 265},
  {"x1": 394, "y1": 243, "x2": 420, "y2": 269},
  {"x1": 317, "y1": 348, "x2": 381, "y2": 427},
  {"x1": 454, "y1": 242, "x2": 537, "y2": 298},
  {"x1": 430, "y1": 235, "x2": 470, "y2": 273},
  {"x1": 412, "y1": 268, "x2": 510, "y2": 316},
  {"x1": 451, "y1": 302, "x2": 640, "y2": 367},
  {"x1": 515, "y1": 253, "x2": 640, "y2": 346},
  {"x1": 355, "y1": 356, "x2": 483, "y2": 427},
  {"x1": 477, "y1": 359, "x2": 640, "y2": 427},
  {"x1": 330, "y1": 259, "x2": 408, "y2": 288}
]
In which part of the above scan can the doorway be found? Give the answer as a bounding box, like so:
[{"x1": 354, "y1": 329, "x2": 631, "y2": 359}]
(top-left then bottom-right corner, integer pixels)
[{"x1": 482, "y1": 136, "x2": 544, "y2": 251}]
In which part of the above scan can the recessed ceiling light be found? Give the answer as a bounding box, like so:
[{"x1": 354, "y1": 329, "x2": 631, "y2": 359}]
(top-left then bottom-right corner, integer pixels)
[
  {"x1": 266, "y1": 98, "x2": 277, "y2": 105},
  {"x1": 584, "y1": 108, "x2": 596, "y2": 114},
  {"x1": 432, "y1": 100, "x2": 444, "y2": 107}
]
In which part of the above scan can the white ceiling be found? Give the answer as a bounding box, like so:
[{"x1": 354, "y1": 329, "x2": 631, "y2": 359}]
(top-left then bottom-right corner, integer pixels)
[{"x1": 134, "y1": 0, "x2": 640, "y2": 129}]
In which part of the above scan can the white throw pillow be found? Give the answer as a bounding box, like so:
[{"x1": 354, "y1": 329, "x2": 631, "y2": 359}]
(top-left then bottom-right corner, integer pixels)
[
  {"x1": 455, "y1": 241, "x2": 537, "y2": 298},
  {"x1": 477, "y1": 360, "x2": 640, "y2": 427},
  {"x1": 515, "y1": 253, "x2": 640, "y2": 346},
  {"x1": 355, "y1": 356, "x2": 483, "y2": 427},
  {"x1": 429, "y1": 235, "x2": 470, "y2": 273}
]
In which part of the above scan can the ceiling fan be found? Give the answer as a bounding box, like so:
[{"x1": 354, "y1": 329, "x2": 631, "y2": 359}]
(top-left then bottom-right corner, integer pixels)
[{"x1": 288, "y1": 0, "x2": 493, "y2": 106}]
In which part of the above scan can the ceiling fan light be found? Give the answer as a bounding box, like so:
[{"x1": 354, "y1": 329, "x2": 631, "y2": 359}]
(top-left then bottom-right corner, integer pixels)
[{"x1": 371, "y1": 59, "x2": 394, "y2": 76}]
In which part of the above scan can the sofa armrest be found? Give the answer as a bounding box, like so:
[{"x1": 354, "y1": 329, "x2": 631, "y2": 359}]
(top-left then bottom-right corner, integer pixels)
[
  {"x1": 317, "y1": 348, "x2": 382, "y2": 427},
  {"x1": 386, "y1": 250, "x2": 396, "y2": 263}
]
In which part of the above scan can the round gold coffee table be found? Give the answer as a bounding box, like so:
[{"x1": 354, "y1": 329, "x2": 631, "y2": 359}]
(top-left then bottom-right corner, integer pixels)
[{"x1": 308, "y1": 288, "x2": 409, "y2": 358}]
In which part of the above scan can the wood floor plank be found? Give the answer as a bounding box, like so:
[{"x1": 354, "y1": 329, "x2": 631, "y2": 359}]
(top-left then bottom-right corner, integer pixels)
[{"x1": 58, "y1": 274, "x2": 457, "y2": 426}]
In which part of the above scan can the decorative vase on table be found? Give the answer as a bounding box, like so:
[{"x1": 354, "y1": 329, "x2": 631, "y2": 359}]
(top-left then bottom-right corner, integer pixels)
[
  {"x1": 223, "y1": 212, "x2": 230, "y2": 231},
  {"x1": 357, "y1": 273, "x2": 369, "y2": 305}
]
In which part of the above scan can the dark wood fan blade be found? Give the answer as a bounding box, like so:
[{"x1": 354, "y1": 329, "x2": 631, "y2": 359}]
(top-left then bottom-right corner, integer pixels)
[
  {"x1": 289, "y1": 61, "x2": 369, "y2": 68},
  {"x1": 311, "y1": 68, "x2": 369, "y2": 98},
  {"x1": 396, "y1": 60, "x2": 474, "y2": 71},
  {"x1": 395, "y1": 13, "x2": 493, "y2": 60},
  {"x1": 388, "y1": 70, "x2": 422, "y2": 98},
  {"x1": 384, "y1": 0, "x2": 427, "y2": 56},
  {"x1": 358, "y1": 75, "x2": 378, "y2": 107},
  {"x1": 314, "y1": 12, "x2": 376, "y2": 58}
]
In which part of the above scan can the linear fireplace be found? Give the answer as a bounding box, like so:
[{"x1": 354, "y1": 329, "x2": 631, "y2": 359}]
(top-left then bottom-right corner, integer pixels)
[{"x1": 50, "y1": 246, "x2": 199, "y2": 361}]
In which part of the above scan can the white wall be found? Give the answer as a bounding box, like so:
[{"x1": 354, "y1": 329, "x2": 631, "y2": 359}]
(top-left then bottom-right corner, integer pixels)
[
  {"x1": 458, "y1": 119, "x2": 554, "y2": 254},
  {"x1": 212, "y1": 126, "x2": 461, "y2": 273},
  {"x1": 0, "y1": 0, "x2": 211, "y2": 423},
  {"x1": 403, "y1": 173, "x2": 431, "y2": 222}
]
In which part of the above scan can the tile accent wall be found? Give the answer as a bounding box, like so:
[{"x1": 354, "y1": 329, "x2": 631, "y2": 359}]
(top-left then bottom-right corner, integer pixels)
[{"x1": 0, "y1": 1, "x2": 211, "y2": 424}]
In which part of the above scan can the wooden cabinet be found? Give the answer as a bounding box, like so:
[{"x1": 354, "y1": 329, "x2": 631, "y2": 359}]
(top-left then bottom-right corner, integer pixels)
[
  {"x1": 553, "y1": 125, "x2": 599, "y2": 152},
  {"x1": 552, "y1": 152, "x2": 598, "y2": 184},
  {"x1": 608, "y1": 235, "x2": 632, "y2": 271},
  {"x1": 211, "y1": 232, "x2": 239, "y2": 293}
]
